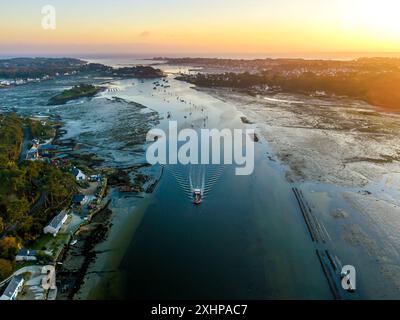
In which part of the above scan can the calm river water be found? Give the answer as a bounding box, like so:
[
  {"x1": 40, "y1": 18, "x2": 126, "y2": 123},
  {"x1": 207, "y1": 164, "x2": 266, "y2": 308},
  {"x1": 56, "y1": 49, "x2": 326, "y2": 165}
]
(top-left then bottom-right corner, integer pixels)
[{"x1": 3, "y1": 59, "x2": 396, "y2": 299}]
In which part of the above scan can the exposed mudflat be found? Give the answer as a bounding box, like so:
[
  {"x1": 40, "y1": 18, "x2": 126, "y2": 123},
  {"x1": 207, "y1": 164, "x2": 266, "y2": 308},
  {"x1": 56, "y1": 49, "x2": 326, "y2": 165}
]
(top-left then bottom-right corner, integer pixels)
[
  {"x1": 200, "y1": 87, "x2": 400, "y2": 297},
  {"x1": 4, "y1": 64, "x2": 400, "y2": 298},
  {"x1": 203, "y1": 88, "x2": 400, "y2": 188}
]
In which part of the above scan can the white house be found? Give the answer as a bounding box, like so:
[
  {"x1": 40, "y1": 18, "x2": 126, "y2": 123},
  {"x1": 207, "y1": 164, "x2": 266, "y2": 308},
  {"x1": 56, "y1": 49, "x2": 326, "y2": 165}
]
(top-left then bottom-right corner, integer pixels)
[
  {"x1": 32, "y1": 138, "x2": 40, "y2": 147},
  {"x1": 43, "y1": 210, "x2": 68, "y2": 236},
  {"x1": 26, "y1": 147, "x2": 39, "y2": 161},
  {"x1": 15, "y1": 249, "x2": 38, "y2": 262},
  {"x1": 89, "y1": 174, "x2": 102, "y2": 182},
  {"x1": 315, "y1": 90, "x2": 327, "y2": 97},
  {"x1": 72, "y1": 194, "x2": 89, "y2": 206},
  {"x1": 72, "y1": 167, "x2": 86, "y2": 181},
  {"x1": 0, "y1": 276, "x2": 24, "y2": 300}
]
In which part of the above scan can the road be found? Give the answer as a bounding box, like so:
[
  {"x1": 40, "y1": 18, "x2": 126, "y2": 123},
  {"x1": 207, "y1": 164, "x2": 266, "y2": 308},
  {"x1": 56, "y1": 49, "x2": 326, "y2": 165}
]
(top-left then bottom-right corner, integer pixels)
[{"x1": 18, "y1": 125, "x2": 31, "y2": 165}]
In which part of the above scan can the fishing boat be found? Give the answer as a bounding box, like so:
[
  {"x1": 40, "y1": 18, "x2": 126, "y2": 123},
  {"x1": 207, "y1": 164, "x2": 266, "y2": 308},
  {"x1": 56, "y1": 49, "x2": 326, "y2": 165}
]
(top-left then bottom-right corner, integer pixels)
[{"x1": 193, "y1": 189, "x2": 202, "y2": 205}]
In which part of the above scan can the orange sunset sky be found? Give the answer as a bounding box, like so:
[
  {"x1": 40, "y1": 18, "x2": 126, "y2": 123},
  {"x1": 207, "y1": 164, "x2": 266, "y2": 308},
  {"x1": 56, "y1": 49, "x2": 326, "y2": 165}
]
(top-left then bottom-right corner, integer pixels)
[{"x1": 1, "y1": 0, "x2": 400, "y2": 56}]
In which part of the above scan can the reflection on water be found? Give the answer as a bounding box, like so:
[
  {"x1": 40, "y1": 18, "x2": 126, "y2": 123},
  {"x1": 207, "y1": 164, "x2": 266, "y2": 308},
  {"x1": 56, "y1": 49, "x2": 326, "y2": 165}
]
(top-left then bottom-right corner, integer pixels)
[
  {"x1": 0, "y1": 70, "x2": 337, "y2": 299},
  {"x1": 2, "y1": 60, "x2": 399, "y2": 299},
  {"x1": 73, "y1": 74, "x2": 333, "y2": 299}
]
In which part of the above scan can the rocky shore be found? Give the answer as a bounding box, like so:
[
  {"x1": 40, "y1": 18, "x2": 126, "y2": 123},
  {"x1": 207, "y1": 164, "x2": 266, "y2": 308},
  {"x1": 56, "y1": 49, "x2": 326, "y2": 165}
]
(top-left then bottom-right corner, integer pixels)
[
  {"x1": 50, "y1": 99, "x2": 162, "y2": 299},
  {"x1": 56, "y1": 203, "x2": 113, "y2": 300}
]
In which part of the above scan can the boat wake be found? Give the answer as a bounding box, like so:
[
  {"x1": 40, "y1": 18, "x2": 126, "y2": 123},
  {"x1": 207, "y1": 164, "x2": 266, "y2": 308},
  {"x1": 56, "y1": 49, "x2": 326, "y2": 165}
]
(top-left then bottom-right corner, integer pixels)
[{"x1": 166, "y1": 164, "x2": 226, "y2": 203}]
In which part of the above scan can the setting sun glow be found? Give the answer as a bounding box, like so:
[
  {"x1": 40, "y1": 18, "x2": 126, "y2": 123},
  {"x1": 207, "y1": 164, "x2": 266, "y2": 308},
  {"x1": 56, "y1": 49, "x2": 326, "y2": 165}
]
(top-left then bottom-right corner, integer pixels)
[{"x1": 0, "y1": 0, "x2": 399, "y2": 56}]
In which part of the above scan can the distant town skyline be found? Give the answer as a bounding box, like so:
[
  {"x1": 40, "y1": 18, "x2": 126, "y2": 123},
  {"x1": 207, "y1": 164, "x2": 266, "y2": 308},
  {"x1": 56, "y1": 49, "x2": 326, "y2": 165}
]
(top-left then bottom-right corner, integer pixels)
[{"x1": 1, "y1": 0, "x2": 400, "y2": 56}]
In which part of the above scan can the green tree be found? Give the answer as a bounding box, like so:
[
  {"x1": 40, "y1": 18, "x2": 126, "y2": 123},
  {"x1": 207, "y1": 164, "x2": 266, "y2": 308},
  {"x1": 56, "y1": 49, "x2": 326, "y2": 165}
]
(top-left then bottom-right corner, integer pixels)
[
  {"x1": 0, "y1": 236, "x2": 20, "y2": 260},
  {"x1": 0, "y1": 217, "x2": 4, "y2": 234},
  {"x1": 7, "y1": 198, "x2": 30, "y2": 224},
  {"x1": 0, "y1": 258, "x2": 13, "y2": 280}
]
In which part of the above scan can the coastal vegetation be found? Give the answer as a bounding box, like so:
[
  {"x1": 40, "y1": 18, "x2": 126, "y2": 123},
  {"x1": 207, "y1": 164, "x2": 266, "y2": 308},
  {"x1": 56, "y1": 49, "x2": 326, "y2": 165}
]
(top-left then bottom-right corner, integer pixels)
[
  {"x1": 0, "y1": 113, "x2": 23, "y2": 165},
  {"x1": 48, "y1": 84, "x2": 104, "y2": 105},
  {"x1": 27, "y1": 118, "x2": 55, "y2": 141},
  {"x1": 0, "y1": 58, "x2": 165, "y2": 86},
  {"x1": 0, "y1": 57, "x2": 84, "y2": 79},
  {"x1": 0, "y1": 114, "x2": 77, "y2": 280},
  {"x1": 173, "y1": 57, "x2": 400, "y2": 111},
  {"x1": 112, "y1": 65, "x2": 165, "y2": 78},
  {"x1": 44, "y1": 66, "x2": 164, "y2": 105}
]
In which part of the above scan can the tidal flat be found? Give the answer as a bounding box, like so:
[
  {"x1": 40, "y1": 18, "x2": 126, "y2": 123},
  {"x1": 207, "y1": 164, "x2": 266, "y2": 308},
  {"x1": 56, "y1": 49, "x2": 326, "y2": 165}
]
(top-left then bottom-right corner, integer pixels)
[
  {"x1": 201, "y1": 87, "x2": 400, "y2": 298},
  {"x1": 2, "y1": 61, "x2": 400, "y2": 299}
]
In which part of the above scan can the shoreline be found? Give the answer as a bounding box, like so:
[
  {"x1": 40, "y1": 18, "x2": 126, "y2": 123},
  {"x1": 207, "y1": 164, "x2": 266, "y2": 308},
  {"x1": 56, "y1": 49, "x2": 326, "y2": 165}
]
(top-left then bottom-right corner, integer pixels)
[
  {"x1": 56, "y1": 200, "x2": 113, "y2": 299},
  {"x1": 4, "y1": 65, "x2": 400, "y2": 299},
  {"x1": 51, "y1": 96, "x2": 164, "y2": 299},
  {"x1": 197, "y1": 85, "x2": 400, "y2": 296}
]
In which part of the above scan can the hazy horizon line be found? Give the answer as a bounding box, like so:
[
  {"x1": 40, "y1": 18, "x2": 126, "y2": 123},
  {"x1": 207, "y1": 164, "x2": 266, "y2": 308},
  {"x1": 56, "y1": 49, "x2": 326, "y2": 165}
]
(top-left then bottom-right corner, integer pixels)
[{"x1": 1, "y1": 51, "x2": 400, "y2": 61}]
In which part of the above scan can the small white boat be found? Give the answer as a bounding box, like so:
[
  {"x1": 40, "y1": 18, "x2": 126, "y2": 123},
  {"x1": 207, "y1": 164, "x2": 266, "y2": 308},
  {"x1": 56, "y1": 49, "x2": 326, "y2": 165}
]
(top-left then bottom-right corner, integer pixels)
[{"x1": 193, "y1": 189, "x2": 202, "y2": 205}]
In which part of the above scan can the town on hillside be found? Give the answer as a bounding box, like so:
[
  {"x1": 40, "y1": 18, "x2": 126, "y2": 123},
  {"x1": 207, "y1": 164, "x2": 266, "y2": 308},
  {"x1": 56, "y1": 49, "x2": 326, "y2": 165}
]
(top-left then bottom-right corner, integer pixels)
[{"x1": 0, "y1": 114, "x2": 108, "y2": 300}]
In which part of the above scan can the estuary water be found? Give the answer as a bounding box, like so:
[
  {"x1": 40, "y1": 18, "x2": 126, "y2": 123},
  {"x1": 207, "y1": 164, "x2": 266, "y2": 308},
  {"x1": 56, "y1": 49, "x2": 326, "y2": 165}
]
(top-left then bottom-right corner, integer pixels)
[
  {"x1": 70, "y1": 70, "x2": 332, "y2": 299},
  {"x1": 3, "y1": 59, "x2": 395, "y2": 299}
]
